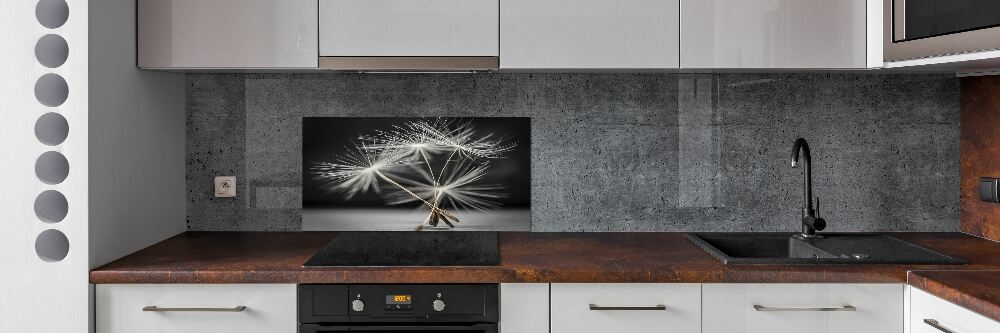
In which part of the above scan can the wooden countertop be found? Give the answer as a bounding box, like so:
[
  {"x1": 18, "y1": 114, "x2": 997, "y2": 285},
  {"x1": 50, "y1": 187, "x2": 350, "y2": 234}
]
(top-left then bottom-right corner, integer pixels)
[
  {"x1": 908, "y1": 270, "x2": 1000, "y2": 323},
  {"x1": 91, "y1": 232, "x2": 1000, "y2": 284},
  {"x1": 90, "y1": 232, "x2": 1000, "y2": 321}
]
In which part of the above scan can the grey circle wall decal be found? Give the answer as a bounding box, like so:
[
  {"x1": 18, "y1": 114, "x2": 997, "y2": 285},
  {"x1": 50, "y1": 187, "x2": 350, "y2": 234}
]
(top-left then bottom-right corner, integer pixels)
[
  {"x1": 36, "y1": 0, "x2": 69, "y2": 29},
  {"x1": 35, "y1": 112, "x2": 69, "y2": 146},
  {"x1": 35, "y1": 34, "x2": 69, "y2": 68},
  {"x1": 35, "y1": 229, "x2": 69, "y2": 262},
  {"x1": 34, "y1": 73, "x2": 69, "y2": 107},
  {"x1": 35, "y1": 151, "x2": 69, "y2": 185},
  {"x1": 34, "y1": 190, "x2": 68, "y2": 223}
]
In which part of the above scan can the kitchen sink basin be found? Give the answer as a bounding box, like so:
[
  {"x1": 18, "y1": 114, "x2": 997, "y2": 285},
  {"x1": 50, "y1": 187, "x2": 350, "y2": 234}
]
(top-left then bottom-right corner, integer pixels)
[{"x1": 686, "y1": 233, "x2": 966, "y2": 265}]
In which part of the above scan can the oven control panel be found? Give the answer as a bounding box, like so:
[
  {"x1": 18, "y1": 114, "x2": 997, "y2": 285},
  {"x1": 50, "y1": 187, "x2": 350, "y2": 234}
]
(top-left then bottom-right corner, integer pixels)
[
  {"x1": 384, "y1": 294, "x2": 414, "y2": 311},
  {"x1": 299, "y1": 284, "x2": 498, "y2": 324},
  {"x1": 350, "y1": 285, "x2": 476, "y2": 317}
]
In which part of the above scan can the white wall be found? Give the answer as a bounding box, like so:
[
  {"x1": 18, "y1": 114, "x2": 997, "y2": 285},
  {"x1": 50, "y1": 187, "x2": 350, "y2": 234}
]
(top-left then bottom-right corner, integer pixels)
[
  {"x1": 0, "y1": 0, "x2": 90, "y2": 331},
  {"x1": 88, "y1": 0, "x2": 186, "y2": 269},
  {"x1": 0, "y1": 0, "x2": 185, "y2": 331}
]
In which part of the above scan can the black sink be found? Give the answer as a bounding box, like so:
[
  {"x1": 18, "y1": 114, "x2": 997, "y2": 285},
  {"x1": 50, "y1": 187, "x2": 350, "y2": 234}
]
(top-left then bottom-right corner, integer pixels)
[{"x1": 687, "y1": 233, "x2": 966, "y2": 265}]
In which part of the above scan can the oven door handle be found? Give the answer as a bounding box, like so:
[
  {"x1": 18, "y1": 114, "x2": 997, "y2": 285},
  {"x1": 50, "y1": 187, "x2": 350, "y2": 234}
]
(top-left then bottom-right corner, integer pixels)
[
  {"x1": 348, "y1": 323, "x2": 497, "y2": 331},
  {"x1": 298, "y1": 325, "x2": 349, "y2": 332}
]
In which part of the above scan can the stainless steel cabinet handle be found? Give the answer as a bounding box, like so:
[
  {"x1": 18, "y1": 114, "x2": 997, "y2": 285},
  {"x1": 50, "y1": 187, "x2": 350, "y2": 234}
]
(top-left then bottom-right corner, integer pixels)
[
  {"x1": 588, "y1": 304, "x2": 667, "y2": 311},
  {"x1": 923, "y1": 319, "x2": 955, "y2": 333},
  {"x1": 753, "y1": 304, "x2": 856, "y2": 312},
  {"x1": 143, "y1": 306, "x2": 247, "y2": 312}
]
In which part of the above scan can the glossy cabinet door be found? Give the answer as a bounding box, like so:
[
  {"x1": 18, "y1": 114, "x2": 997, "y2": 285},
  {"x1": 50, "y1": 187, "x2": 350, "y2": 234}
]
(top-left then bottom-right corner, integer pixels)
[
  {"x1": 681, "y1": 0, "x2": 869, "y2": 68},
  {"x1": 702, "y1": 283, "x2": 903, "y2": 333},
  {"x1": 96, "y1": 284, "x2": 297, "y2": 333},
  {"x1": 137, "y1": 0, "x2": 318, "y2": 69},
  {"x1": 500, "y1": 0, "x2": 680, "y2": 69},
  {"x1": 551, "y1": 283, "x2": 701, "y2": 333},
  {"x1": 500, "y1": 283, "x2": 549, "y2": 333},
  {"x1": 319, "y1": 0, "x2": 499, "y2": 56},
  {"x1": 910, "y1": 287, "x2": 1000, "y2": 333}
]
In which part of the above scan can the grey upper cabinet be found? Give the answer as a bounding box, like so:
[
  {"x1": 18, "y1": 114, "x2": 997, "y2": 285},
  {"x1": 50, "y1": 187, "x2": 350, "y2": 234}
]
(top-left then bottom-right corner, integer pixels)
[
  {"x1": 316, "y1": 0, "x2": 500, "y2": 70},
  {"x1": 681, "y1": 0, "x2": 878, "y2": 69},
  {"x1": 133, "y1": 0, "x2": 881, "y2": 70},
  {"x1": 319, "y1": 0, "x2": 499, "y2": 57},
  {"x1": 500, "y1": 0, "x2": 680, "y2": 69},
  {"x1": 138, "y1": 0, "x2": 318, "y2": 69}
]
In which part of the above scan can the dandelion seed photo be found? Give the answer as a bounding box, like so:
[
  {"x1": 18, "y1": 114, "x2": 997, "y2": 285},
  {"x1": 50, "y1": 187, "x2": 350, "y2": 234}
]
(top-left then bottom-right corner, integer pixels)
[{"x1": 302, "y1": 117, "x2": 531, "y2": 231}]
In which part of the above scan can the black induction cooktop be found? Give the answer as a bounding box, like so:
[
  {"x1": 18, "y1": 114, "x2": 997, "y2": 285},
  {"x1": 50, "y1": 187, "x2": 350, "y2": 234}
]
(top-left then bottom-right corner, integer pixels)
[{"x1": 303, "y1": 232, "x2": 500, "y2": 267}]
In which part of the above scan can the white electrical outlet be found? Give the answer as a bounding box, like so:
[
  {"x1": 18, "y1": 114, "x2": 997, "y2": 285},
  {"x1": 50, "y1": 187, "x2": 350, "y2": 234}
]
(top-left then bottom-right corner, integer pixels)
[{"x1": 215, "y1": 176, "x2": 236, "y2": 197}]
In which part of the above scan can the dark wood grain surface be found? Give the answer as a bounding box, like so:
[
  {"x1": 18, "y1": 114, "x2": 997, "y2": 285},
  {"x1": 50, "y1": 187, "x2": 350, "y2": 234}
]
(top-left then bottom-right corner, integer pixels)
[
  {"x1": 91, "y1": 232, "x2": 1000, "y2": 284},
  {"x1": 961, "y1": 76, "x2": 1000, "y2": 242},
  {"x1": 909, "y1": 270, "x2": 1000, "y2": 323}
]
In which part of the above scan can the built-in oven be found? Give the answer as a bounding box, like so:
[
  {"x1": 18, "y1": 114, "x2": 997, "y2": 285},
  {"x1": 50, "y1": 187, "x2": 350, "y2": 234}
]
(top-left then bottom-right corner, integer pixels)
[
  {"x1": 884, "y1": 0, "x2": 1000, "y2": 61},
  {"x1": 299, "y1": 284, "x2": 498, "y2": 333}
]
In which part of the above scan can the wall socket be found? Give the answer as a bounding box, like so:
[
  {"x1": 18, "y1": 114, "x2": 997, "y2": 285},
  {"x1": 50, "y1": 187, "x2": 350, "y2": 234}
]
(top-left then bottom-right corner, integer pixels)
[
  {"x1": 980, "y1": 177, "x2": 999, "y2": 202},
  {"x1": 215, "y1": 176, "x2": 236, "y2": 197}
]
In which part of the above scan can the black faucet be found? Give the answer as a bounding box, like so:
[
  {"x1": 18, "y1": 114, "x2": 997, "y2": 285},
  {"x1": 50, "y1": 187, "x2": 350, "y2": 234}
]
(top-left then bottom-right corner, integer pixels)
[{"x1": 791, "y1": 138, "x2": 826, "y2": 237}]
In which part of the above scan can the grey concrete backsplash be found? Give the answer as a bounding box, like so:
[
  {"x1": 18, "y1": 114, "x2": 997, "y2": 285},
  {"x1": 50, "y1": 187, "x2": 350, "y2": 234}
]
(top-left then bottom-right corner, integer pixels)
[{"x1": 186, "y1": 73, "x2": 960, "y2": 232}]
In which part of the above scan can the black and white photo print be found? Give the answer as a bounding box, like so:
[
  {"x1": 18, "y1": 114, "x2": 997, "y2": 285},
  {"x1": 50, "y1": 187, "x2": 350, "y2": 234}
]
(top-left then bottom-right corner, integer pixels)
[{"x1": 302, "y1": 117, "x2": 531, "y2": 231}]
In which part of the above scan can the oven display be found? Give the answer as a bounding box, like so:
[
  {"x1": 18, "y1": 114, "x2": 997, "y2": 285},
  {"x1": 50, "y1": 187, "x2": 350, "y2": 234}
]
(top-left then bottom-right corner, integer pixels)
[{"x1": 386, "y1": 295, "x2": 412, "y2": 305}]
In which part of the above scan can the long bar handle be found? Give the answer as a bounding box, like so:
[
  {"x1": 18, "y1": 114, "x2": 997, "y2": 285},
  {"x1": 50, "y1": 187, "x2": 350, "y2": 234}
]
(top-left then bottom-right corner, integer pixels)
[
  {"x1": 753, "y1": 304, "x2": 856, "y2": 312},
  {"x1": 143, "y1": 306, "x2": 247, "y2": 312},
  {"x1": 589, "y1": 304, "x2": 666, "y2": 311},
  {"x1": 923, "y1": 319, "x2": 955, "y2": 333}
]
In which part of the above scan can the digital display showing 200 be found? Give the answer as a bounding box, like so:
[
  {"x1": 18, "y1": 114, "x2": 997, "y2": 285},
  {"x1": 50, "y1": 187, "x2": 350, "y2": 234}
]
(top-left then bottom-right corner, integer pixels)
[{"x1": 386, "y1": 295, "x2": 412, "y2": 305}]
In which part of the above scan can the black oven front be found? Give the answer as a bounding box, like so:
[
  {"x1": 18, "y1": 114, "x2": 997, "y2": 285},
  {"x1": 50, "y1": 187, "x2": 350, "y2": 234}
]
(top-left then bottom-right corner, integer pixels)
[{"x1": 299, "y1": 284, "x2": 499, "y2": 333}]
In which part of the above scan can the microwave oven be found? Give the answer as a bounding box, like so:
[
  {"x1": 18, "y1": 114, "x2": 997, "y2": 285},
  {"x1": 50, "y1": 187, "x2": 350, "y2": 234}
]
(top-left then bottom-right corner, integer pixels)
[{"x1": 884, "y1": 0, "x2": 1000, "y2": 62}]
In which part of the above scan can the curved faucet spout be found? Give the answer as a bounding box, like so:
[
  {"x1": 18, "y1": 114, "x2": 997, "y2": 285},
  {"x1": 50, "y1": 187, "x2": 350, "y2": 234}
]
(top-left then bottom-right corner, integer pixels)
[
  {"x1": 791, "y1": 138, "x2": 812, "y2": 212},
  {"x1": 791, "y1": 138, "x2": 824, "y2": 237}
]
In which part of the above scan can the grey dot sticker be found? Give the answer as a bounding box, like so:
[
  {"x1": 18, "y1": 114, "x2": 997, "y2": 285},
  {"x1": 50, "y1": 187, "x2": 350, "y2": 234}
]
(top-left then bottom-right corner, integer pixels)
[
  {"x1": 35, "y1": 190, "x2": 68, "y2": 223},
  {"x1": 35, "y1": 151, "x2": 69, "y2": 185},
  {"x1": 35, "y1": 112, "x2": 69, "y2": 146},
  {"x1": 35, "y1": 34, "x2": 69, "y2": 68},
  {"x1": 35, "y1": 73, "x2": 69, "y2": 107},
  {"x1": 36, "y1": 0, "x2": 69, "y2": 29},
  {"x1": 35, "y1": 229, "x2": 69, "y2": 262}
]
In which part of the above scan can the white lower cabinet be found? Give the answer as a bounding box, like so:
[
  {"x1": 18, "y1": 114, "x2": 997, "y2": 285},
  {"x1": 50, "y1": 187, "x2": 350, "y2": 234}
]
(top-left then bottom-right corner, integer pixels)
[
  {"x1": 550, "y1": 283, "x2": 701, "y2": 333},
  {"x1": 702, "y1": 283, "x2": 904, "y2": 333},
  {"x1": 93, "y1": 282, "x2": 1000, "y2": 333},
  {"x1": 500, "y1": 283, "x2": 549, "y2": 333},
  {"x1": 909, "y1": 287, "x2": 1000, "y2": 333},
  {"x1": 96, "y1": 284, "x2": 297, "y2": 333}
]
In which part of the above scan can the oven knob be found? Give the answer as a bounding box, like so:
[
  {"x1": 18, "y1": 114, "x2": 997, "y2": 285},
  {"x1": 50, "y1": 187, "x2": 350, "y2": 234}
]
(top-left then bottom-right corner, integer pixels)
[
  {"x1": 351, "y1": 299, "x2": 365, "y2": 312},
  {"x1": 432, "y1": 299, "x2": 446, "y2": 312}
]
